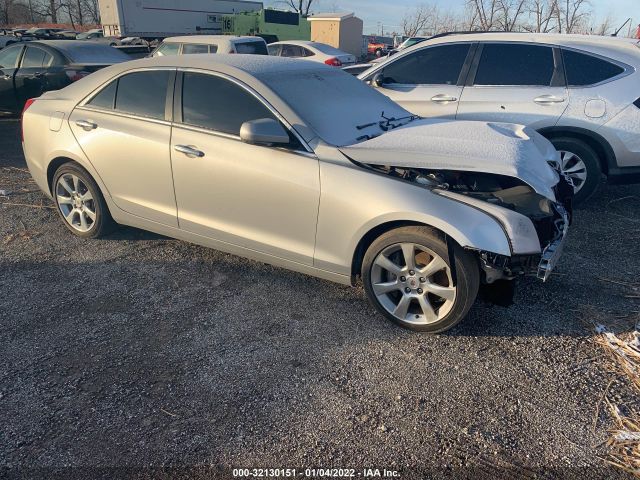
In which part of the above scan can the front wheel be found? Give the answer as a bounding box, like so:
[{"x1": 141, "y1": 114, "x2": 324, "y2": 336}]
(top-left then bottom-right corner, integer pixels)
[{"x1": 362, "y1": 226, "x2": 480, "y2": 333}]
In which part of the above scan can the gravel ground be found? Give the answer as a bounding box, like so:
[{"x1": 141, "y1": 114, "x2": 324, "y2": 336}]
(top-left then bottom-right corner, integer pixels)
[{"x1": 1, "y1": 118, "x2": 639, "y2": 479}]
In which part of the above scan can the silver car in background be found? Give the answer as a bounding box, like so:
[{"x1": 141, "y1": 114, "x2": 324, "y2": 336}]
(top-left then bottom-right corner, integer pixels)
[
  {"x1": 22, "y1": 56, "x2": 571, "y2": 333},
  {"x1": 359, "y1": 33, "x2": 640, "y2": 204}
]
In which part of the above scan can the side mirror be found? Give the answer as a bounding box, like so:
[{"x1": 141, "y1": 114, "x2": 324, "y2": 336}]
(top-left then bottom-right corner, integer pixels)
[
  {"x1": 371, "y1": 72, "x2": 384, "y2": 88},
  {"x1": 240, "y1": 118, "x2": 290, "y2": 146}
]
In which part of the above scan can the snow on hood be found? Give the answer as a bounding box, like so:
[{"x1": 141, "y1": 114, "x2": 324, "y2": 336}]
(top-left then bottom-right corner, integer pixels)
[{"x1": 340, "y1": 119, "x2": 560, "y2": 200}]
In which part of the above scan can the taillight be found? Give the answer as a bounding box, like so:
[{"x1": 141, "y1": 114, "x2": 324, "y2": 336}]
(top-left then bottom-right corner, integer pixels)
[
  {"x1": 21, "y1": 98, "x2": 36, "y2": 142},
  {"x1": 65, "y1": 69, "x2": 90, "y2": 82},
  {"x1": 324, "y1": 57, "x2": 342, "y2": 67}
]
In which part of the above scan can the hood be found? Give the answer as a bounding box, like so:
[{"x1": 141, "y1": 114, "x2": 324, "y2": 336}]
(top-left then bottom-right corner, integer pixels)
[{"x1": 340, "y1": 119, "x2": 560, "y2": 201}]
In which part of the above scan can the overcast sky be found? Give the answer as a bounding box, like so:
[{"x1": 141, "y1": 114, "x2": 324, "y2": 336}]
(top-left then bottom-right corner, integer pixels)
[{"x1": 267, "y1": 0, "x2": 638, "y2": 35}]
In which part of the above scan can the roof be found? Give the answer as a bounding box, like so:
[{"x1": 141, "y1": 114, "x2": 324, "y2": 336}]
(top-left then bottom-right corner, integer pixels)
[
  {"x1": 163, "y1": 35, "x2": 263, "y2": 44},
  {"x1": 308, "y1": 12, "x2": 354, "y2": 21},
  {"x1": 109, "y1": 53, "x2": 329, "y2": 76},
  {"x1": 401, "y1": 32, "x2": 640, "y2": 68}
]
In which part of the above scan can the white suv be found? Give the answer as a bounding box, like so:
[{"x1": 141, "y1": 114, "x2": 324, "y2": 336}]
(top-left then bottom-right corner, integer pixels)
[
  {"x1": 359, "y1": 33, "x2": 640, "y2": 204},
  {"x1": 152, "y1": 35, "x2": 268, "y2": 56}
]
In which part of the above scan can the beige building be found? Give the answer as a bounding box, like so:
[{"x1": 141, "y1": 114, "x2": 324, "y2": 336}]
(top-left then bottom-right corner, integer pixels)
[{"x1": 308, "y1": 12, "x2": 364, "y2": 58}]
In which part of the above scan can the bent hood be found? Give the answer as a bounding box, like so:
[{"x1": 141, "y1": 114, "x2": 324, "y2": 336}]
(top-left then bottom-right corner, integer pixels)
[{"x1": 340, "y1": 119, "x2": 560, "y2": 201}]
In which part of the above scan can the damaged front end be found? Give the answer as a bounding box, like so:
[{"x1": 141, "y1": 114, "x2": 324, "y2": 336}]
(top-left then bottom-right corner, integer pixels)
[{"x1": 364, "y1": 164, "x2": 572, "y2": 287}]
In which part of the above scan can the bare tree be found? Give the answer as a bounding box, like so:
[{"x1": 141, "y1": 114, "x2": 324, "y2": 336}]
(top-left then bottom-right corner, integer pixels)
[
  {"x1": 401, "y1": 4, "x2": 433, "y2": 37},
  {"x1": 526, "y1": 0, "x2": 558, "y2": 32},
  {"x1": 555, "y1": 0, "x2": 591, "y2": 33},
  {"x1": 592, "y1": 12, "x2": 614, "y2": 36},
  {"x1": 466, "y1": 0, "x2": 500, "y2": 30},
  {"x1": 82, "y1": 0, "x2": 99, "y2": 24},
  {"x1": 0, "y1": 0, "x2": 16, "y2": 24},
  {"x1": 497, "y1": 0, "x2": 528, "y2": 31},
  {"x1": 281, "y1": 0, "x2": 314, "y2": 17}
]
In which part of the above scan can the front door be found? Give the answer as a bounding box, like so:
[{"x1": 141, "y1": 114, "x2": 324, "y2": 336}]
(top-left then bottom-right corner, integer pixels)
[
  {"x1": 365, "y1": 43, "x2": 474, "y2": 119},
  {"x1": 69, "y1": 69, "x2": 178, "y2": 227},
  {"x1": 456, "y1": 43, "x2": 569, "y2": 127},
  {"x1": 170, "y1": 71, "x2": 320, "y2": 265}
]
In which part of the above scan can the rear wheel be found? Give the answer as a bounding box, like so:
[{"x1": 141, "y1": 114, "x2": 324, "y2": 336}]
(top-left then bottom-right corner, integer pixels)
[
  {"x1": 52, "y1": 163, "x2": 116, "y2": 238},
  {"x1": 362, "y1": 226, "x2": 480, "y2": 333},
  {"x1": 550, "y1": 137, "x2": 602, "y2": 206}
]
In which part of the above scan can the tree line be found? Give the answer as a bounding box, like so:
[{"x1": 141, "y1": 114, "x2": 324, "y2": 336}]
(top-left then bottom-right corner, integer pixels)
[
  {"x1": 0, "y1": 0, "x2": 100, "y2": 27},
  {"x1": 402, "y1": 0, "x2": 628, "y2": 37}
]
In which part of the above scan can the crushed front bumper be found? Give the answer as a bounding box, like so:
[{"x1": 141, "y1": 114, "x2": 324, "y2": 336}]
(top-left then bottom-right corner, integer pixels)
[{"x1": 537, "y1": 204, "x2": 570, "y2": 281}]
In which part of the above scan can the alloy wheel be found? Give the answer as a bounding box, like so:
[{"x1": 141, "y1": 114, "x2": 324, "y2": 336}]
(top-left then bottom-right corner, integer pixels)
[
  {"x1": 370, "y1": 243, "x2": 456, "y2": 326},
  {"x1": 55, "y1": 173, "x2": 96, "y2": 233},
  {"x1": 559, "y1": 150, "x2": 588, "y2": 194}
]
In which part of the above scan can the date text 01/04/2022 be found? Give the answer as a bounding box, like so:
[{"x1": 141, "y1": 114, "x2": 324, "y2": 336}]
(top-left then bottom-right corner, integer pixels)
[{"x1": 232, "y1": 468, "x2": 401, "y2": 478}]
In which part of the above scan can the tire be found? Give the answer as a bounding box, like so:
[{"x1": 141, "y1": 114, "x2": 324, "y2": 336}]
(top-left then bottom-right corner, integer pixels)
[
  {"x1": 362, "y1": 226, "x2": 480, "y2": 333},
  {"x1": 550, "y1": 137, "x2": 602, "y2": 206},
  {"x1": 52, "y1": 162, "x2": 116, "y2": 239}
]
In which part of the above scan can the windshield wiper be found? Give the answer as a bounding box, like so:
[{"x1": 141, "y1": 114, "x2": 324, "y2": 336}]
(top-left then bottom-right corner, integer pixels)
[{"x1": 379, "y1": 112, "x2": 421, "y2": 131}]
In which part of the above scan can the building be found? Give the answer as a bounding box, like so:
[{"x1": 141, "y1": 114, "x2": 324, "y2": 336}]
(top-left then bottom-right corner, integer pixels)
[{"x1": 307, "y1": 12, "x2": 364, "y2": 57}]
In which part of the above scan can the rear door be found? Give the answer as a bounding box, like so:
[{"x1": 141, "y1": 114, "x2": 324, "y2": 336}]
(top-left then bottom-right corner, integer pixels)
[
  {"x1": 69, "y1": 69, "x2": 179, "y2": 227},
  {"x1": 366, "y1": 43, "x2": 474, "y2": 118},
  {"x1": 0, "y1": 45, "x2": 23, "y2": 112},
  {"x1": 14, "y1": 45, "x2": 63, "y2": 107},
  {"x1": 456, "y1": 43, "x2": 568, "y2": 127}
]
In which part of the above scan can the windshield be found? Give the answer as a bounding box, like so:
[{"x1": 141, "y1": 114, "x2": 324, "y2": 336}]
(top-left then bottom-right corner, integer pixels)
[{"x1": 259, "y1": 68, "x2": 412, "y2": 146}]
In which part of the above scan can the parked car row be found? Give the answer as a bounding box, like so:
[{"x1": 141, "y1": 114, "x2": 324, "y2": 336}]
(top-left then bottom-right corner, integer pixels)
[
  {"x1": 5, "y1": 32, "x2": 640, "y2": 207},
  {"x1": 0, "y1": 41, "x2": 129, "y2": 114}
]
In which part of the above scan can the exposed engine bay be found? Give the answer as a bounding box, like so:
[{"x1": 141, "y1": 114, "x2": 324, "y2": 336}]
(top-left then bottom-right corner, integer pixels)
[
  {"x1": 368, "y1": 164, "x2": 571, "y2": 220},
  {"x1": 365, "y1": 164, "x2": 573, "y2": 302}
]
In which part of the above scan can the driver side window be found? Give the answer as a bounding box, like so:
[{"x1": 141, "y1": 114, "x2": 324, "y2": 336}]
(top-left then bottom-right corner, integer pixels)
[
  {"x1": 180, "y1": 72, "x2": 303, "y2": 149},
  {"x1": 382, "y1": 44, "x2": 471, "y2": 85}
]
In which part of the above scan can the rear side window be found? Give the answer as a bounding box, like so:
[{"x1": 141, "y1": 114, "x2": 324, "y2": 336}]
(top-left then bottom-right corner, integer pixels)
[
  {"x1": 382, "y1": 44, "x2": 471, "y2": 85},
  {"x1": 474, "y1": 44, "x2": 555, "y2": 86},
  {"x1": 0, "y1": 45, "x2": 22, "y2": 69},
  {"x1": 87, "y1": 80, "x2": 117, "y2": 109},
  {"x1": 115, "y1": 71, "x2": 170, "y2": 119},
  {"x1": 182, "y1": 44, "x2": 209, "y2": 54},
  {"x1": 562, "y1": 49, "x2": 625, "y2": 86},
  {"x1": 21, "y1": 46, "x2": 52, "y2": 68},
  {"x1": 234, "y1": 41, "x2": 268, "y2": 55},
  {"x1": 267, "y1": 44, "x2": 280, "y2": 56},
  {"x1": 280, "y1": 44, "x2": 304, "y2": 57},
  {"x1": 181, "y1": 72, "x2": 277, "y2": 135}
]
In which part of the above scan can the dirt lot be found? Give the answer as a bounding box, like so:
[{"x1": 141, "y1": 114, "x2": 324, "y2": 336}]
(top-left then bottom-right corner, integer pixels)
[{"x1": 1, "y1": 118, "x2": 639, "y2": 479}]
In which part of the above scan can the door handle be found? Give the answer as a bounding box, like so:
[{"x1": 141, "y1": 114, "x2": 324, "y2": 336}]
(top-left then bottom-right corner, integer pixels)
[
  {"x1": 33, "y1": 72, "x2": 43, "y2": 78},
  {"x1": 431, "y1": 94, "x2": 458, "y2": 103},
  {"x1": 2, "y1": 74, "x2": 11, "y2": 80},
  {"x1": 534, "y1": 95, "x2": 565, "y2": 105},
  {"x1": 75, "y1": 119, "x2": 97, "y2": 130},
  {"x1": 174, "y1": 144, "x2": 205, "y2": 158}
]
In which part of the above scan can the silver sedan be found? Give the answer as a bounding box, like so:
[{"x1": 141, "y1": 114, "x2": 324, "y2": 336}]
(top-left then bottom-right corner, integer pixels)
[{"x1": 22, "y1": 55, "x2": 571, "y2": 332}]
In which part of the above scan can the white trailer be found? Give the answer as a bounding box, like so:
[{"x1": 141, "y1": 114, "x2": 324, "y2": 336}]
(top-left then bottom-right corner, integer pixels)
[{"x1": 99, "y1": 0, "x2": 263, "y2": 38}]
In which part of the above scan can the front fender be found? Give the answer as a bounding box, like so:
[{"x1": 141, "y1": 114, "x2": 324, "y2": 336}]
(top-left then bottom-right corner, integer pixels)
[{"x1": 313, "y1": 161, "x2": 512, "y2": 276}]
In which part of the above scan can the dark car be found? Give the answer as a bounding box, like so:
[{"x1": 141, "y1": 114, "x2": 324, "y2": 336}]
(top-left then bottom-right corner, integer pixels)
[
  {"x1": 22, "y1": 28, "x2": 66, "y2": 40},
  {"x1": 0, "y1": 40, "x2": 130, "y2": 114}
]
